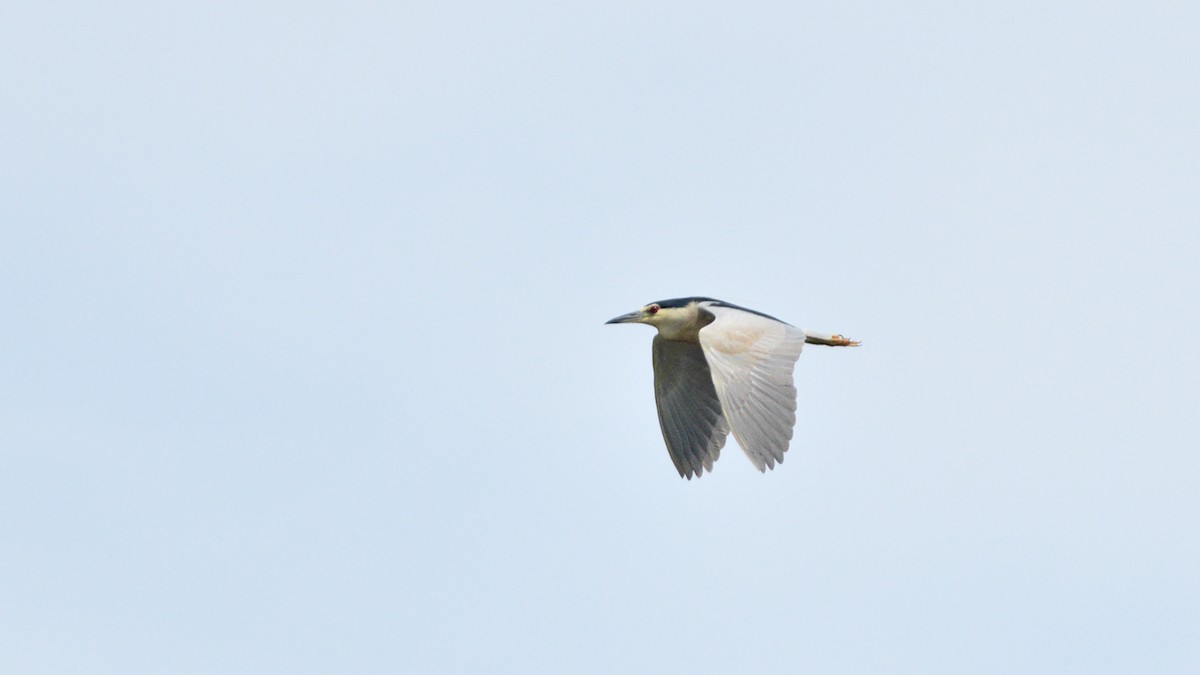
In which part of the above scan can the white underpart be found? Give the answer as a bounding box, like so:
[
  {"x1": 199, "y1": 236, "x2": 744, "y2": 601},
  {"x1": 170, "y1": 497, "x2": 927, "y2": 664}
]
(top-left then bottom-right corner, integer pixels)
[{"x1": 698, "y1": 304, "x2": 806, "y2": 471}]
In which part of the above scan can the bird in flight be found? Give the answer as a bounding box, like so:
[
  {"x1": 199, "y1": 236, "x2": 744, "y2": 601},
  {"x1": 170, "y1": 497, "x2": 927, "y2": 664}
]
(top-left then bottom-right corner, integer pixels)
[{"x1": 606, "y1": 297, "x2": 858, "y2": 479}]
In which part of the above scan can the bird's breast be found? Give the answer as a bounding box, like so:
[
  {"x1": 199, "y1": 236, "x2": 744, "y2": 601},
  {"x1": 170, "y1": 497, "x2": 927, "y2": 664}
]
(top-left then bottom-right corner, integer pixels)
[{"x1": 656, "y1": 325, "x2": 703, "y2": 342}]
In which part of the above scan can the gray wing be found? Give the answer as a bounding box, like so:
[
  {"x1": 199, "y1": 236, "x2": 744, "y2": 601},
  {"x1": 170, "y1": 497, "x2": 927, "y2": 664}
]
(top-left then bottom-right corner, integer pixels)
[{"x1": 652, "y1": 335, "x2": 731, "y2": 479}]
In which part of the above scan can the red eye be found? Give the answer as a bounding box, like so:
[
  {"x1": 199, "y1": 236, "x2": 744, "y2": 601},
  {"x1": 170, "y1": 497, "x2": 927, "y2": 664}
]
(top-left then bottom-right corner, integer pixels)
[{"x1": 648, "y1": 305, "x2": 660, "y2": 314}]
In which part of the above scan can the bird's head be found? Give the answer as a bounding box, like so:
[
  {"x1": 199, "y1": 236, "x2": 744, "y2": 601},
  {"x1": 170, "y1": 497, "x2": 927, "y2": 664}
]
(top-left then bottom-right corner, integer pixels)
[{"x1": 606, "y1": 298, "x2": 714, "y2": 340}]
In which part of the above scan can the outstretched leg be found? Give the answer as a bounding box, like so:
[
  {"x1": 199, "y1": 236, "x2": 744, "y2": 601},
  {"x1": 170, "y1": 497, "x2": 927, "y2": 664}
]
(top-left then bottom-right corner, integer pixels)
[{"x1": 803, "y1": 331, "x2": 861, "y2": 347}]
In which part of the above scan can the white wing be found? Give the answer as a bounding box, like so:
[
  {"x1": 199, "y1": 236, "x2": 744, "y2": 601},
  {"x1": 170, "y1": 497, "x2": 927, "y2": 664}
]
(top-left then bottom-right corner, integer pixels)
[{"x1": 698, "y1": 305, "x2": 805, "y2": 471}]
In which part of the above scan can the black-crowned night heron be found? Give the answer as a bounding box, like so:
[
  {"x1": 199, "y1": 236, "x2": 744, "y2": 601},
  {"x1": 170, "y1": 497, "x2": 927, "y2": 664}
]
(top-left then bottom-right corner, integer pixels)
[{"x1": 606, "y1": 297, "x2": 858, "y2": 479}]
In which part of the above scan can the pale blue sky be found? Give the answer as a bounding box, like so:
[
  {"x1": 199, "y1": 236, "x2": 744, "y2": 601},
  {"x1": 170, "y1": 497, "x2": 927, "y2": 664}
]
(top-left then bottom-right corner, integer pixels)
[{"x1": 2, "y1": 1, "x2": 1198, "y2": 673}]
